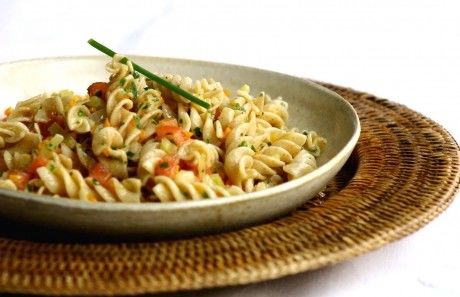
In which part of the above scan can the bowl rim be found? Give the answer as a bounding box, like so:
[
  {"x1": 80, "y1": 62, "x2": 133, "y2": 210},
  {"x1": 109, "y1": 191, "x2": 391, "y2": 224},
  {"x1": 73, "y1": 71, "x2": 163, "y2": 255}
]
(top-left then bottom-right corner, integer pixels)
[{"x1": 0, "y1": 55, "x2": 361, "y2": 211}]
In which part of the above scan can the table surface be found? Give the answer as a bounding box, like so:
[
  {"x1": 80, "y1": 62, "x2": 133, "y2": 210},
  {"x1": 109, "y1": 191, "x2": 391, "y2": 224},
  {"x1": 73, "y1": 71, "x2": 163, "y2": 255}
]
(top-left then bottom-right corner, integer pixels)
[{"x1": 0, "y1": 1, "x2": 459, "y2": 296}]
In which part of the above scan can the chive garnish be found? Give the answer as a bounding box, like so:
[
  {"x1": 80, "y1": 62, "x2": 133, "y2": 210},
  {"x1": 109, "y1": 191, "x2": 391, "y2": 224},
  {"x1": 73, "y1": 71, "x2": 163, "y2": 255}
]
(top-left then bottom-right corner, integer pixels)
[{"x1": 88, "y1": 39, "x2": 210, "y2": 109}]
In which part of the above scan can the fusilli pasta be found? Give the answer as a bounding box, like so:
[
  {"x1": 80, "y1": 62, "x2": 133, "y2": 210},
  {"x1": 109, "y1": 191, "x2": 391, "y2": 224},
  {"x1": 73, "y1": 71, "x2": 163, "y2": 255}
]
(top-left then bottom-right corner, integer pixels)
[{"x1": 0, "y1": 54, "x2": 326, "y2": 203}]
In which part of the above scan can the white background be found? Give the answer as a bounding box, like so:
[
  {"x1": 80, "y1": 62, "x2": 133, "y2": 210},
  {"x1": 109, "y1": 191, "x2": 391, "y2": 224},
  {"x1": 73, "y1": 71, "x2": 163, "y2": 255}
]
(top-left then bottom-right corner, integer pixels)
[{"x1": 0, "y1": 0, "x2": 459, "y2": 296}]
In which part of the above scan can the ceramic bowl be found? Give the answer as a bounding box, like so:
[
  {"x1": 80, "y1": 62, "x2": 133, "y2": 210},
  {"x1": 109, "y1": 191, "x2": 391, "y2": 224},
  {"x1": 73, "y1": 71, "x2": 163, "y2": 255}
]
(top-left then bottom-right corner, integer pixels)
[{"x1": 0, "y1": 56, "x2": 360, "y2": 238}]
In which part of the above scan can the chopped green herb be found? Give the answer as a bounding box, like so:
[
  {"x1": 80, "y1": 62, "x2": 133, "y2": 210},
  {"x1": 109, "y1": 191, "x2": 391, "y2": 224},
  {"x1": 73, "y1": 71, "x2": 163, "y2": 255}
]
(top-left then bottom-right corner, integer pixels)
[
  {"x1": 120, "y1": 78, "x2": 126, "y2": 85},
  {"x1": 133, "y1": 71, "x2": 140, "y2": 79},
  {"x1": 202, "y1": 192, "x2": 209, "y2": 199},
  {"x1": 92, "y1": 178, "x2": 99, "y2": 185},
  {"x1": 251, "y1": 145, "x2": 257, "y2": 152},
  {"x1": 178, "y1": 118, "x2": 183, "y2": 124},
  {"x1": 142, "y1": 103, "x2": 151, "y2": 110},
  {"x1": 239, "y1": 141, "x2": 248, "y2": 147},
  {"x1": 194, "y1": 127, "x2": 202, "y2": 137},
  {"x1": 48, "y1": 163, "x2": 56, "y2": 172},
  {"x1": 302, "y1": 131, "x2": 308, "y2": 136},
  {"x1": 77, "y1": 110, "x2": 86, "y2": 117},
  {"x1": 232, "y1": 103, "x2": 246, "y2": 112},
  {"x1": 111, "y1": 145, "x2": 117, "y2": 150},
  {"x1": 159, "y1": 162, "x2": 169, "y2": 169},
  {"x1": 126, "y1": 151, "x2": 135, "y2": 158},
  {"x1": 131, "y1": 83, "x2": 138, "y2": 99},
  {"x1": 134, "y1": 116, "x2": 142, "y2": 129}
]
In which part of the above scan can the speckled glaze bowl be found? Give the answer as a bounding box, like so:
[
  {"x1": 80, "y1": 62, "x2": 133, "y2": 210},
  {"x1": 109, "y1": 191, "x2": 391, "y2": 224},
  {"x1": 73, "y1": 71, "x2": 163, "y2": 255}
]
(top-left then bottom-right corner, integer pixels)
[{"x1": 0, "y1": 56, "x2": 360, "y2": 238}]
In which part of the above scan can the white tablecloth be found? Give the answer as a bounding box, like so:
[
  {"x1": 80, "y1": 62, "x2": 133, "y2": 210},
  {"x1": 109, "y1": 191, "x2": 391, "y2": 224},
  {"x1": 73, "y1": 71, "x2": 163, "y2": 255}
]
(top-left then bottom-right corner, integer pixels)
[{"x1": 0, "y1": 0, "x2": 459, "y2": 296}]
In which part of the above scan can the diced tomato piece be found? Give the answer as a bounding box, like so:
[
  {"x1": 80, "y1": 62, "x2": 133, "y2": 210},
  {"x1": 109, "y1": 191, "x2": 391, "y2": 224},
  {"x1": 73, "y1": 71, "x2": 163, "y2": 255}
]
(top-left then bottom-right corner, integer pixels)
[
  {"x1": 155, "y1": 156, "x2": 179, "y2": 178},
  {"x1": 8, "y1": 170, "x2": 30, "y2": 191},
  {"x1": 156, "y1": 125, "x2": 179, "y2": 139},
  {"x1": 27, "y1": 155, "x2": 48, "y2": 176},
  {"x1": 170, "y1": 130, "x2": 192, "y2": 146},
  {"x1": 156, "y1": 119, "x2": 191, "y2": 146},
  {"x1": 89, "y1": 163, "x2": 112, "y2": 186},
  {"x1": 87, "y1": 82, "x2": 109, "y2": 100},
  {"x1": 179, "y1": 159, "x2": 198, "y2": 175},
  {"x1": 158, "y1": 118, "x2": 179, "y2": 128},
  {"x1": 104, "y1": 179, "x2": 117, "y2": 195}
]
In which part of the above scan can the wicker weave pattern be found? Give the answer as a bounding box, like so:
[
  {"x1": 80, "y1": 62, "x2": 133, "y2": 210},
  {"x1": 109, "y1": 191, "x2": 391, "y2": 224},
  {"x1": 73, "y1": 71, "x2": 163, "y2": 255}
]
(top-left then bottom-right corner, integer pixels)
[{"x1": 0, "y1": 83, "x2": 458, "y2": 295}]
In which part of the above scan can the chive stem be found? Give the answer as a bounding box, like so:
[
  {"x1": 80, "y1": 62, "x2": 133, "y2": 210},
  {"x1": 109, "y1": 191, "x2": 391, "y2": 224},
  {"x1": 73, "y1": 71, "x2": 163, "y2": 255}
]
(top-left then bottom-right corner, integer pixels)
[{"x1": 87, "y1": 38, "x2": 210, "y2": 109}]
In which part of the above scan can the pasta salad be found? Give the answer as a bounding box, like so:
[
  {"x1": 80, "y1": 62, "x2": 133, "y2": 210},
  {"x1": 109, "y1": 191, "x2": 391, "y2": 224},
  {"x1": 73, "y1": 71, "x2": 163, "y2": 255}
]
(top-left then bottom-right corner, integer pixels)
[{"x1": 0, "y1": 55, "x2": 326, "y2": 203}]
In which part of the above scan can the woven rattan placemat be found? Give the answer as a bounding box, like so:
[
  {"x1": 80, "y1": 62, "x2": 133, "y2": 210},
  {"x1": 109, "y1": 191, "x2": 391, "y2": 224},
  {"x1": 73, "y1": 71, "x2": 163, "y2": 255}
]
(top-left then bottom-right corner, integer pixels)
[{"x1": 0, "y1": 83, "x2": 459, "y2": 295}]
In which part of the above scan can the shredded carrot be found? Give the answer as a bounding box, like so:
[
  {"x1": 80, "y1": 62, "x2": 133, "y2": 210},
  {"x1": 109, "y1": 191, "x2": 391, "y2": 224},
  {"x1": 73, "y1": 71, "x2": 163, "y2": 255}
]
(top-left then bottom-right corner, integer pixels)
[
  {"x1": 4, "y1": 107, "x2": 13, "y2": 117},
  {"x1": 223, "y1": 88, "x2": 232, "y2": 97},
  {"x1": 128, "y1": 119, "x2": 136, "y2": 131},
  {"x1": 87, "y1": 193, "x2": 99, "y2": 202},
  {"x1": 139, "y1": 130, "x2": 146, "y2": 142},
  {"x1": 223, "y1": 127, "x2": 232, "y2": 139}
]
